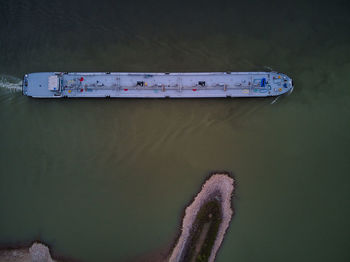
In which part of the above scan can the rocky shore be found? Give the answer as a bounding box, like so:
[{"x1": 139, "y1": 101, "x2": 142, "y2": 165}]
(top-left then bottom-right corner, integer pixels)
[{"x1": 169, "y1": 173, "x2": 234, "y2": 262}]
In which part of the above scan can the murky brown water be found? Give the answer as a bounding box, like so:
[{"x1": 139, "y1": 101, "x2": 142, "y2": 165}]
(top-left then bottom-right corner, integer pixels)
[{"x1": 1, "y1": 0, "x2": 350, "y2": 261}]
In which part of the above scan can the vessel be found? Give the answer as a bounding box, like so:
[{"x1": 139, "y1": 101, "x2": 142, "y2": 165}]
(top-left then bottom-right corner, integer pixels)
[{"x1": 22, "y1": 72, "x2": 293, "y2": 98}]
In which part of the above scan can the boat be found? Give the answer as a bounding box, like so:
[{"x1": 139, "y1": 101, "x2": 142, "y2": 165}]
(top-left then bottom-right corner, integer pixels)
[{"x1": 22, "y1": 71, "x2": 293, "y2": 98}]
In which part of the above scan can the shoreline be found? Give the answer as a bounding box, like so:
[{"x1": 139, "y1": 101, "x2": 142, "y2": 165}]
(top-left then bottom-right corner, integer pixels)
[
  {"x1": 0, "y1": 242, "x2": 57, "y2": 262},
  {"x1": 169, "y1": 173, "x2": 235, "y2": 262},
  {"x1": 0, "y1": 172, "x2": 235, "y2": 262}
]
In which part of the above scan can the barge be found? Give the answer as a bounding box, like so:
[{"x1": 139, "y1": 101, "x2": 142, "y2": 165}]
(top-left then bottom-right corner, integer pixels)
[{"x1": 22, "y1": 72, "x2": 293, "y2": 98}]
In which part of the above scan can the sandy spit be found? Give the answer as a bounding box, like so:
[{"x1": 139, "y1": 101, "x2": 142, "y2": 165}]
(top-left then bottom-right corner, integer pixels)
[{"x1": 168, "y1": 173, "x2": 234, "y2": 262}]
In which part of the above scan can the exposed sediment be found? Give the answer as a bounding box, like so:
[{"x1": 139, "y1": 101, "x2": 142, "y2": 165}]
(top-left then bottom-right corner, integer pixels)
[
  {"x1": 0, "y1": 174, "x2": 234, "y2": 262},
  {"x1": 0, "y1": 242, "x2": 55, "y2": 262},
  {"x1": 169, "y1": 173, "x2": 234, "y2": 262}
]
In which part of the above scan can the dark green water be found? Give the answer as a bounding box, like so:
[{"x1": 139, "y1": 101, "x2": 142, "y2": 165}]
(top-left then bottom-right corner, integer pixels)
[{"x1": 1, "y1": 0, "x2": 350, "y2": 261}]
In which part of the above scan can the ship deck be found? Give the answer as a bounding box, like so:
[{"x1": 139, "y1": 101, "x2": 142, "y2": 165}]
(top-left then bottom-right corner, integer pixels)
[{"x1": 23, "y1": 72, "x2": 293, "y2": 98}]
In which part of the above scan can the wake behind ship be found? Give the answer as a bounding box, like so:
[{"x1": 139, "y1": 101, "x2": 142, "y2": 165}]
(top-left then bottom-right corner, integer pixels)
[{"x1": 23, "y1": 72, "x2": 293, "y2": 98}]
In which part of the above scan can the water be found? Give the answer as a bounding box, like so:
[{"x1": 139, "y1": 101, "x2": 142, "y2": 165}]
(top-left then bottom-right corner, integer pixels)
[
  {"x1": 1, "y1": 0, "x2": 350, "y2": 261},
  {"x1": 0, "y1": 76, "x2": 22, "y2": 92}
]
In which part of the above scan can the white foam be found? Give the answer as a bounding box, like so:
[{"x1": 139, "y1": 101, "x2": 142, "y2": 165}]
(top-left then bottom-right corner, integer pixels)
[
  {"x1": 0, "y1": 75, "x2": 22, "y2": 92},
  {"x1": 287, "y1": 85, "x2": 294, "y2": 96},
  {"x1": 270, "y1": 96, "x2": 279, "y2": 104},
  {"x1": 263, "y1": 65, "x2": 274, "y2": 72}
]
